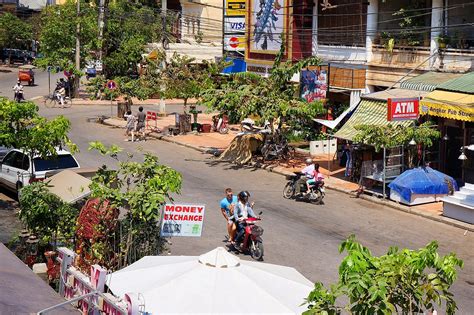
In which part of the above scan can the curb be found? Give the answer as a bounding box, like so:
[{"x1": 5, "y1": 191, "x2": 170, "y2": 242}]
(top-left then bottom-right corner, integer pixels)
[{"x1": 101, "y1": 120, "x2": 473, "y2": 232}]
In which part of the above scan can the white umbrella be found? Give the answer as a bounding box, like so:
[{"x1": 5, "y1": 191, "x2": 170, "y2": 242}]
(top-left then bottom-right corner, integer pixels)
[{"x1": 107, "y1": 247, "x2": 313, "y2": 314}]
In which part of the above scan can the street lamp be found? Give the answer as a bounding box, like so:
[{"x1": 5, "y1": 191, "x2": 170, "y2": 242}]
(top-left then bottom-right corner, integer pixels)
[
  {"x1": 458, "y1": 145, "x2": 474, "y2": 160},
  {"x1": 442, "y1": 134, "x2": 449, "y2": 141}
]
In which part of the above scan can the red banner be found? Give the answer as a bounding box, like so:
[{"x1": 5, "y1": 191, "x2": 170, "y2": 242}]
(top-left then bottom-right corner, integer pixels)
[{"x1": 387, "y1": 98, "x2": 419, "y2": 121}]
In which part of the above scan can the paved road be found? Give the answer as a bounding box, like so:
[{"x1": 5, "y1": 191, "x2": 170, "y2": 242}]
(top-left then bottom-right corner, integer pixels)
[
  {"x1": 29, "y1": 104, "x2": 473, "y2": 313},
  {"x1": 0, "y1": 68, "x2": 61, "y2": 100}
]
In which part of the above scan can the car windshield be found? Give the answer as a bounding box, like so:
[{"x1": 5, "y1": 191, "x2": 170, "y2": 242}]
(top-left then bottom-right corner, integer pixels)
[{"x1": 33, "y1": 154, "x2": 78, "y2": 172}]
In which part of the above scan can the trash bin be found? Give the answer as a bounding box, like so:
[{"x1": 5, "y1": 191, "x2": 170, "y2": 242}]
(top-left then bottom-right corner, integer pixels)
[{"x1": 117, "y1": 101, "x2": 131, "y2": 118}]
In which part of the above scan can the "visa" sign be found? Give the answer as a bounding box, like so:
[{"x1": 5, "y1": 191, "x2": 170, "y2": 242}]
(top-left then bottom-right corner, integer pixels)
[{"x1": 224, "y1": 17, "x2": 246, "y2": 33}]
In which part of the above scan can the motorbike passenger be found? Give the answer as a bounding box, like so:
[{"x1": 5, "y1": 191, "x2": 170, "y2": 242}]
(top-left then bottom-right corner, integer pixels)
[
  {"x1": 13, "y1": 80, "x2": 24, "y2": 101},
  {"x1": 306, "y1": 163, "x2": 324, "y2": 193},
  {"x1": 220, "y1": 188, "x2": 238, "y2": 243},
  {"x1": 232, "y1": 191, "x2": 258, "y2": 250},
  {"x1": 295, "y1": 158, "x2": 315, "y2": 196}
]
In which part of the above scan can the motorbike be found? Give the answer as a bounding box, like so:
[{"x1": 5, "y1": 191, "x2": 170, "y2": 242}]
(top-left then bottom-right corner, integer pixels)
[
  {"x1": 212, "y1": 114, "x2": 229, "y2": 134},
  {"x1": 283, "y1": 172, "x2": 325, "y2": 204},
  {"x1": 235, "y1": 212, "x2": 264, "y2": 261},
  {"x1": 14, "y1": 90, "x2": 24, "y2": 102},
  {"x1": 241, "y1": 118, "x2": 271, "y2": 133},
  {"x1": 261, "y1": 134, "x2": 294, "y2": 161}
]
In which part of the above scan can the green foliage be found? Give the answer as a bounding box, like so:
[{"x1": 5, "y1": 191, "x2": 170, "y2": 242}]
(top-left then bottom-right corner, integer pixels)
[
  {"x1": 304, "y1": 236, "x2": 463, "y2": 315},
  {"x1": 353, "y1": 122, "x2": 441, "y2": 152},
  {"x1": 201, "y1": 52, "x2": 325, "y2": 133},
  {"x1": 0, "y1": 98, "x2": 77, "y2": 172},
  {"x1": 88, "y1": 142, "x2": 182, "y2": 268},
  {"x1": 36, "y1": 0, "x2": 98, "y2": 72},
  {"x1": 0, "y1": 13, "x2": 33, "y2": 51},
  {"x1": 19, "y1": 182, "x2": 78, "y2": 247}
]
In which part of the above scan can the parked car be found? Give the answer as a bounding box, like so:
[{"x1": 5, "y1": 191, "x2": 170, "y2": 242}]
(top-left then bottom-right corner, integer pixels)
[
  {"x1": 1, "y1": 49, "x2": 34, "y2": 64},
  {"x1": 0, "y1": 146, "x2": 11, "y2": 161},
  {"x1": 0, "y1": 148, "x2": 80, "y2": 198}
]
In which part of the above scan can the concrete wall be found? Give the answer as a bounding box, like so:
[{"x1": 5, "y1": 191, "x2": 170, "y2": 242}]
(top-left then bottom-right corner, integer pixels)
[{"x1": 180, "y1": 0, "x2": 222, "y2": 44}]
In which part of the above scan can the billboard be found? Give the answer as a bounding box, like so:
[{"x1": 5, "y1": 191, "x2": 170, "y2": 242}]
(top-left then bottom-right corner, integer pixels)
[
  {"x1": 387, "y1": 98, "x2": 420, "y2": 121},
  {"x1": 161, "y1": 204, "x2": 205, "y2": 237},
  {"x1": 300, "y1": 69, "x2": 328, "y2": 102},
  {"x1": 250, "y1": 0, "x2": 286, "y2": 53}
]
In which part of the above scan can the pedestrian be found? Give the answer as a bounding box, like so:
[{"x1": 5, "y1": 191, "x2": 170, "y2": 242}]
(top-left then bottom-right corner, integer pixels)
[
  {"x1": 124, "y1": 110, "x2": 136, "y2": 142},
  {"x1": 220, "y1": 188, "x2": 238, "y2": 243},
  {"x1": 136, "y1": 106, "x2": 146, "y2": 141}
]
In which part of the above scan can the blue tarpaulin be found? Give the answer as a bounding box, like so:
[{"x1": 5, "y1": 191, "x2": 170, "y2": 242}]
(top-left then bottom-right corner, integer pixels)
[{"x1": 388, "y1": 167, "x2": 458, "y2": 201}]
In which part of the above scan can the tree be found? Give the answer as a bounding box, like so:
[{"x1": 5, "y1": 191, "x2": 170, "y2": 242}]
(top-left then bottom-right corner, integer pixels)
[
  {"x1": 0, "y1": 98, "x2": 77, "y2": 175},
  {"x1": 83, "y1": 142, "x2": 182, "y2": 270},
  {"x1": 0, "y1": 13, "x2": 33, "y2": 52},
  {"x1": 36, "y1": 0, "x2": 98, "y2": 72},
  {"x1": 304, "y1": 235, "x2": 463, "y2": 315},
  {"x1": 19, "y1": 182, "x2": 78, "y2": 248},
  {"x1": 353, "y1": 122, "x2": 441, "y2": 167},
  {"x1": 200, "y1": 45, "x2": 325, "y2": 133}
]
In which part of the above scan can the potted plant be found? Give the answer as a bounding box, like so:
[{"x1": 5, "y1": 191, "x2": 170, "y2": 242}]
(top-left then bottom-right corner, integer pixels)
[{"x1": 436, "y1": 34, "x2": 450, "y2": 49}]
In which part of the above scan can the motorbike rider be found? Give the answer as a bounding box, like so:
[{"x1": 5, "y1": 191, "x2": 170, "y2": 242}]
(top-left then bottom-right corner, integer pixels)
[
  {"x1": 306, "y1": 163, "x2": 324, "y2": 193},
  {"x1": 54, "y1": 79, "x2": 66, "y2": 107},
  {"x1": 13, "y1": 80, "x2": 24, "y2": 101},
  {"x1": 232, "y1": 191, "x2": 258, "y2": 250},
  {"x1": 220, "y1": 188, "x2": 238, "y2": 243},
  {"x1": 295, "y1": 158, "x2": 315, "y2": 196}
]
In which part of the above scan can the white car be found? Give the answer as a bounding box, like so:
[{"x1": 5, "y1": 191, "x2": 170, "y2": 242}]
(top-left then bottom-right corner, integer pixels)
[{"x1": 0, "y1": 148, "x2": 80, "y2": 198}]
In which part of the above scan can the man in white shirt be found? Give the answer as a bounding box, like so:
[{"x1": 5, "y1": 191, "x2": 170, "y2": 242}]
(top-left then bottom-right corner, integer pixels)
[{"x1": 295, "y1": 158, "x2": 315, "y2": 195}]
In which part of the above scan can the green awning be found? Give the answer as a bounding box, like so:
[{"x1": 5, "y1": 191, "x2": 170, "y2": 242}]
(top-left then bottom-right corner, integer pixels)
[
  {"x1": 436, "y1": 72, "x2": 474, "y2": 94},
  {"x1": 400, "y1": 72, "x2": 462, "y2": 92},
  {"x1": 334, "y1": 99, "x2": 412, "y2": 141}
]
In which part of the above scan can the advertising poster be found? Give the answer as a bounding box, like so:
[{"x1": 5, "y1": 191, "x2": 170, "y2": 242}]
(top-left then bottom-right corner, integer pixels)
[
  {"x1": 251, "y1": 0, "x2": 286, "y2": 52},
  {"x1": 300, "y1": 69, "x2": 328, "y2": 102},
  {"x1": 161, "y1": 204, "x2": 206, "y2": 237}
]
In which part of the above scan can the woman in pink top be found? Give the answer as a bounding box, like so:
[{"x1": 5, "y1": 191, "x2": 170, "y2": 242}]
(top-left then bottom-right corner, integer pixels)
[{"x1": 306, "y1": 163, "x2": 324, "y2": 192}]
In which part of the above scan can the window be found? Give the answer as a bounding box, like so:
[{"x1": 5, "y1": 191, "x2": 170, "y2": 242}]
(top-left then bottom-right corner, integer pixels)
[
  {"x1": 33, "y1": 154, "x2": 79, "y2": 172},
  {"x1": 1, "y1": 151, "x2": 29, "y2": 170}
]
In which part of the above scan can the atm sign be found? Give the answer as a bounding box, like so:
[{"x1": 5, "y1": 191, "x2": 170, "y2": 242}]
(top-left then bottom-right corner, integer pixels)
[{"x1": 387, "y1": 97, "x2": 420, "y2": 121}]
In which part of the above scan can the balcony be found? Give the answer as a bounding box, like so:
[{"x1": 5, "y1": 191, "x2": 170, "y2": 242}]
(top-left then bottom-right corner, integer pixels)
[
  {"x1": 369, "y1": 45, "x2": 431, "y2": 70},
  {"x1": 315, "y1": 45, "x2": 367, "y2": 64}
]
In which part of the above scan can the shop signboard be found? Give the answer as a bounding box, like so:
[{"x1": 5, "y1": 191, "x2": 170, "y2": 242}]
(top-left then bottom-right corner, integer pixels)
[
  {"x1": 226, "y1": 0, "x2": 246, "y2": 16},
  {"x1": 300, "y1": 69, "x2": 328, "y2": 102},
  {"x1": 387, "y1": 97, "x2": 419, "y2": 121},
  {"x1": 161, "y1": 204, "x2": 205, "y2": 237},
  {"x1": 224, "y1": 17, "x2": 246, "y2": 34}
]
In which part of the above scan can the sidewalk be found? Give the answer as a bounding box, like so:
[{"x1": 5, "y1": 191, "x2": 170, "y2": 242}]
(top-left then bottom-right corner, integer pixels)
[{"x1": 102, "y1": 116, "x2": 472, "y2": 232}]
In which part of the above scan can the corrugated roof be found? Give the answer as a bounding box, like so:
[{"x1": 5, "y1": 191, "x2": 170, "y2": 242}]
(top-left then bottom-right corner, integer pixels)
[
  {"x1": 362, "y1": 88, "x2": 428, "y2": 101},
  {"x1": 400, "y1": 72, "x2": 463, "y2": 92},
  {"x1": 436, "y1": 72, "x2": 474, "y2": 94},
  {"x1": 334, "y1": 99, "x2": 412, "y2": 141}
]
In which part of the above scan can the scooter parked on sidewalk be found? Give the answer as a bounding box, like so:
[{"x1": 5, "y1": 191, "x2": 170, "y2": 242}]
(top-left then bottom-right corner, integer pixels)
[
  {"x1": 235, "y1": 212, "x2": 264, "y2": 261},
  {"x1": 283, "y1": 172, "x2": 325, "y2": 204},
  {"x1": 212, "y1": 114, "x2": 229, "y2": 134}
]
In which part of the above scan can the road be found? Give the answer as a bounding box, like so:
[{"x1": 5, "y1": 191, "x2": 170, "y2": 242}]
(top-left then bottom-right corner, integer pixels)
[
  {"x1": 0, "y1": 78, "x2": 473, "y2": 312},
  {"x1": 0, "y1": 68, "x2": 61, "y2": 100},
  {"x1": 34, "y1": 104, "x2": 474, "y2": 313}
]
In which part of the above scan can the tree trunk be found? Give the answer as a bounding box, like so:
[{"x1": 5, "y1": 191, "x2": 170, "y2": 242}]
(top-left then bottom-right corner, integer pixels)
[{"x1": 183, "y1": 98, "x2": 188, "y2": 113}]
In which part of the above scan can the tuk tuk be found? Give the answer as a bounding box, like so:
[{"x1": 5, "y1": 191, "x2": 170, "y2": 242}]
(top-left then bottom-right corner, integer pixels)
[{"x1": 18, "y1": 65, "x2": 35, "y2": 86}]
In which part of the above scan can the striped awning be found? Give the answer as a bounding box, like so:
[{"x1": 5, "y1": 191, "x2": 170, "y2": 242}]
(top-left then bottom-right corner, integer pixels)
[
  {"x1": 334, "y1": 99, "x2": 412, "y2": 141},
  {"x1": 400, "y1": 72, "x2": 462, "y2": 92}
]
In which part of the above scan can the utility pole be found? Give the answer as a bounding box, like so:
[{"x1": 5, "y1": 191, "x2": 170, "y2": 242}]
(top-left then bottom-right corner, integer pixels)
[
  {"x1": 98, "y1": 0, "x2": 105, "y2": 61},
  {"x1": 75, "y1": 0, "x2": 81, "y2": 97},
  {"x1": 159, "y1": 0, "x2": 167, "y2": 114}
]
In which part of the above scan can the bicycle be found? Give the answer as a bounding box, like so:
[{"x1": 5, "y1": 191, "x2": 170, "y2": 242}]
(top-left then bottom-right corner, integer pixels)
[{"x1": 43, "y1": 93, "x2": 72, "y2": 108}]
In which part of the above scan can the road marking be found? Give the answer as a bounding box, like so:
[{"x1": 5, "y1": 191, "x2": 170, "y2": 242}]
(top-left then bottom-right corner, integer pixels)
[{"x1": 29, "y1": 96, "x2": 43, "y2": 101}]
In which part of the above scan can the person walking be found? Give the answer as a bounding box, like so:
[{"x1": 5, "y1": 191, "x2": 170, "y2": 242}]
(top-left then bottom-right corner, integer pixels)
[
  {"x1": 136, "y1": 106, "x2": 146, "y2": 141},
  {"x1": 124, "y1": 110, "x2": 136, "y2": 142},
  {"x1": 220, "y1": 188, "x2": 238, "y2": 243}
]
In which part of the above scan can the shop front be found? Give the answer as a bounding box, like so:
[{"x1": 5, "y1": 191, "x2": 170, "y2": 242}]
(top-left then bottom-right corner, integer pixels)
[{"x1": 420, "y1": 75, "x2": 474, "y2": 184}]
